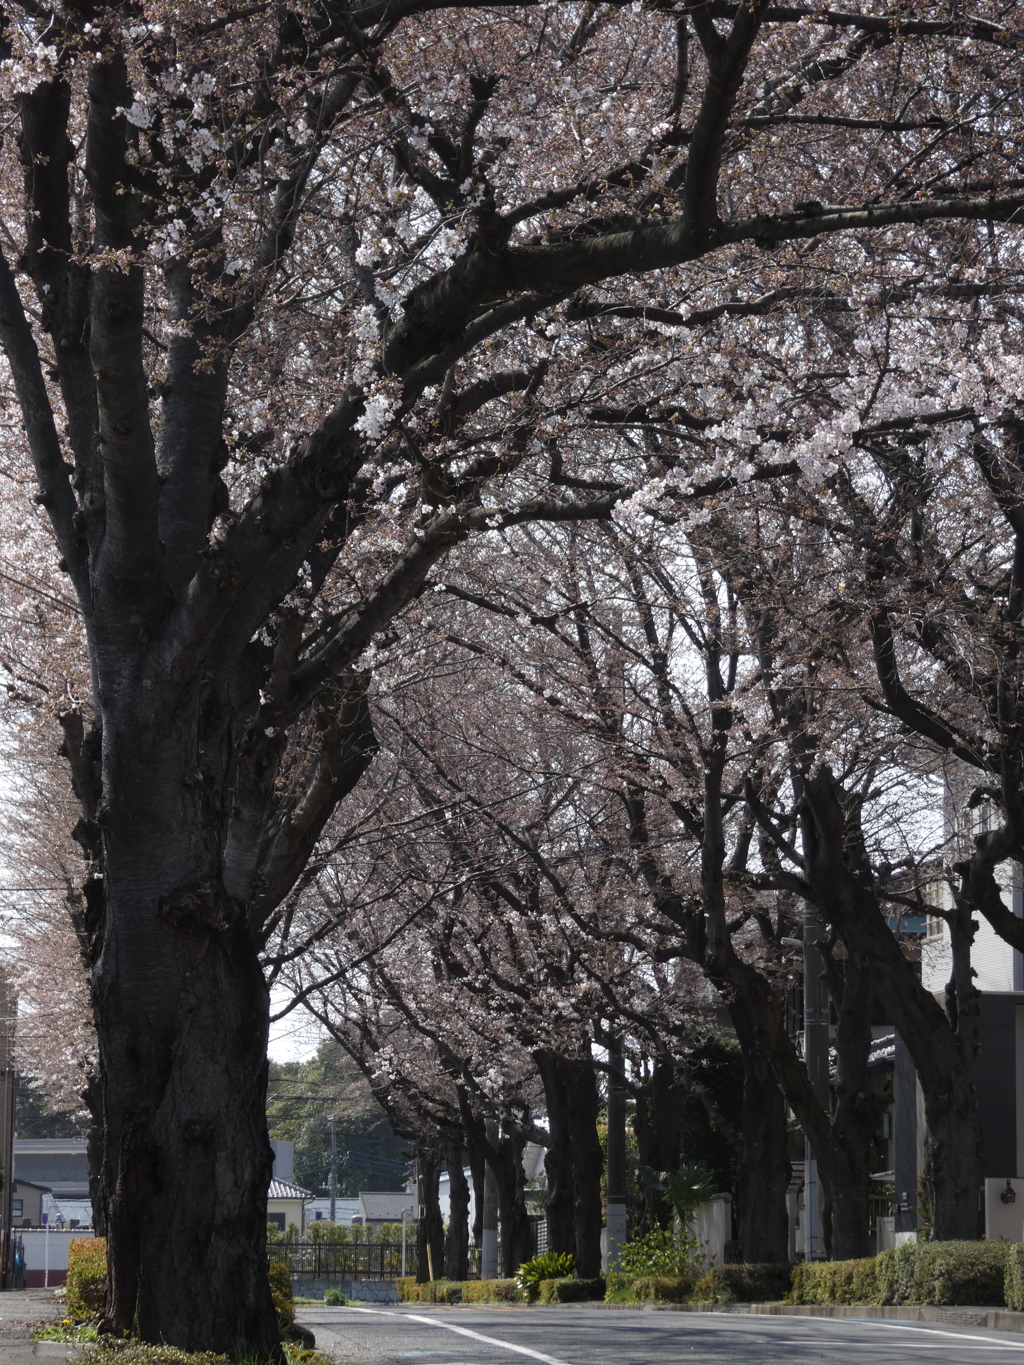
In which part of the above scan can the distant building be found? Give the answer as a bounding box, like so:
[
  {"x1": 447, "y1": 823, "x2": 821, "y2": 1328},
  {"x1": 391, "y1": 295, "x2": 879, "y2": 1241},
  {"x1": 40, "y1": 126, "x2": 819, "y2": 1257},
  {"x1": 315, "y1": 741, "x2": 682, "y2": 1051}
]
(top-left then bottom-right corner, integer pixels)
[
  {"x1": 354, "y1": 1191, "x2": 416, "y2": 1225},
  {"x1": 267, "y1": 1177, "x2": 311, "y2": 1233},
  {"x1": 10, "y1": 1179, "x2": 49, "y2": 1228}
]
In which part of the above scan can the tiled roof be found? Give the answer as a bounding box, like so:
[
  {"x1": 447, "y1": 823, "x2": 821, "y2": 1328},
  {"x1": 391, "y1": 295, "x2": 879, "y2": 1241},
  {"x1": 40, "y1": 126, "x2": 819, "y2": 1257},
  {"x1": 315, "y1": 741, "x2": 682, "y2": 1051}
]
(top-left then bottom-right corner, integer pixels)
[{"x1": 268, "y1": 1178, "x2": 311, "y2": 1200}]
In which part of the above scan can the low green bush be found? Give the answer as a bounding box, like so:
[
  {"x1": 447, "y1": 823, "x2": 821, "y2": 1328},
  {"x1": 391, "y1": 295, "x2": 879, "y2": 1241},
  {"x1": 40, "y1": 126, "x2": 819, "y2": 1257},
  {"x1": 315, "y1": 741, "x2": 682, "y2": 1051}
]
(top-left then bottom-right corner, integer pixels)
[
  {"x1": 322, "y1": 1289, "x2": 342, "y2": 1307},
  {"x1": 516, "y1": 1252, "x2": 575, "y2": 1302},
  {"x1": 537, "y1": 1277, "x2": 606, "y2": 1304},
  {"x1": 916, "y1": 1241, "x2": 1008, "y2": 1306},
  {"x1": 268, "y1": 1259, "x2": 295, "y2": 1325},
  {"x1": 616, "y1": 1227, "x2": 697, "y2": 1278},
  {"x1": 603, "y1": 1272, "x2": 634, "y2": 1304},
  {"x1": 459, "y1": 1278, "x2": 519, "y2": 1303},
  {"x1": 79, "y1": 1344, "x2": 228, "y2": 1365},
  {"x1": 790, "y1": 1242, "x2": 1010, "y2": 1308},
  {"x1": 394, "y1": 1278, "x2": 464, "y2": 1303},
  {"x1": 693, "y1": 1262, "x2": 793, "y2": 1305},
  {"x1": 415, "y1": 1281, "x2": 462, "y2": 1304},
  {"x1": 1007, "y1": 1244, "x2": 1024, "y2": 1311},
  {"x1": 66, "y1": 1238, "x2": 107, "y2": 1321},
  {"x1": 631, "y1": 1276, "x2": 693, "y2": 1304},
  {"x1": 281, "y1": 1346, "x2": 337, "y2": 1365},
  {"x1": 791, "y1": 1258, "x2": 879, "y2": 1305}
]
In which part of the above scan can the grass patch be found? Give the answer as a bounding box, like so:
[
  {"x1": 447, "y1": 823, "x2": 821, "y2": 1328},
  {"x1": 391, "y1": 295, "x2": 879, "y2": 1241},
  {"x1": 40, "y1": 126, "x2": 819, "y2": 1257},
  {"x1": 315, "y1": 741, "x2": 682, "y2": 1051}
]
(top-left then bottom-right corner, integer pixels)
[{"x1": 34, "y1": 1322, "x2": 100, "y2": 1343}]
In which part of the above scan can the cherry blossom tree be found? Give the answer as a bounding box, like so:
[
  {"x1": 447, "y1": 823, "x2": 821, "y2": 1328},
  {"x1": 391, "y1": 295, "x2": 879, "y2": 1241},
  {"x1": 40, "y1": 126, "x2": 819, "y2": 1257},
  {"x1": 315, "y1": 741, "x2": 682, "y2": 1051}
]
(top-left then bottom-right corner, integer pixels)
[{"x1": 0, "y1": 0, "x2": 1023, "y2": 1341}]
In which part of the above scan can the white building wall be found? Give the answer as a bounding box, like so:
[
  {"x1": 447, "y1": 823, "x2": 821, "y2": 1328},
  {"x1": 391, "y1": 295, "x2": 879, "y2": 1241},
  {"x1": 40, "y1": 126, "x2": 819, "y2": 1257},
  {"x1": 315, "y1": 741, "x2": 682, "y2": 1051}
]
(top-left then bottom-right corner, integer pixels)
[{"x1": 920, "y1": 860, "x2": 1022, "y2": 994}]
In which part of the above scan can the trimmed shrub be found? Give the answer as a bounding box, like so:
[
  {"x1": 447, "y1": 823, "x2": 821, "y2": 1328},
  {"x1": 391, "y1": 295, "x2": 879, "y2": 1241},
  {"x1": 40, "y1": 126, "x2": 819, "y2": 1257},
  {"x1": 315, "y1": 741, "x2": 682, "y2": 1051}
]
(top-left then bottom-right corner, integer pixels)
[
  {"x1": 876, "y1": 1241, "x2": 1009, "y2": 1306},
  {"x1": 459, "y1": 1278, "x2": 520, "y2": 1303},
  {"x1": 694, "y1": 1262, "x2": 793, "y2": 1305},
  {"x1": 268, "y1": 1259, "x2": 295, "y2": 1325},
  {"x1": 537, "y1": 1277, "x2": 606, "y2": 1304},
  {"x1": 395, "y1": 1277, "x2": 416, "y2": 1302},
  {"x1": 322, "y1": 1289, "x2": 342, "y2": 1307},
  {"x1": 791, "y1": 1258, "x2": 880, "y2": 1305},
  {"x1": 66, "y1": 1238, "x2": 107, "y2": 1321},
  {"x1": 416, "y1": 1281, "x2": 462, "y2": 1304},
  {"x1": 1006, "y1": 1244, "x2": 1024, "y2": 1311},
  {"x1": 604, "y1": 1272, "x2": 634, "y2": 1304},
  {"x1": 631, "y1": 1276, "x2": 692, "y2": 1304}
]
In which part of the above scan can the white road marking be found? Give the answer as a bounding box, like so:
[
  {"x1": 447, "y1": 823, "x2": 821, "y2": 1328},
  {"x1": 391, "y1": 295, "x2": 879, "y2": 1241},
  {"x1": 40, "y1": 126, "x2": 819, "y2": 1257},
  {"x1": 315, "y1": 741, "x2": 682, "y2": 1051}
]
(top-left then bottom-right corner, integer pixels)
[
  {"x1": 337, "y1": 1306, "x2": 573, "y2": 1364},
  {"x1": 768, "y1": 1341, "x2": 1020, "y2": 1352},
  {"x1": 820, "y1": 1320, "x2": 1024, "y2": 1351}
]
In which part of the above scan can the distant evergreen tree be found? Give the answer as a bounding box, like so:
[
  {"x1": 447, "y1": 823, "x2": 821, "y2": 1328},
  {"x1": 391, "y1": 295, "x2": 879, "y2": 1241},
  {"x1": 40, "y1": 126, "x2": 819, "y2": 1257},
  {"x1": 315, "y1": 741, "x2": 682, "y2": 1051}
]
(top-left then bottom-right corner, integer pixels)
[{"x1": 267, "y1": 1041, "x2": 407, "y2": 1196}]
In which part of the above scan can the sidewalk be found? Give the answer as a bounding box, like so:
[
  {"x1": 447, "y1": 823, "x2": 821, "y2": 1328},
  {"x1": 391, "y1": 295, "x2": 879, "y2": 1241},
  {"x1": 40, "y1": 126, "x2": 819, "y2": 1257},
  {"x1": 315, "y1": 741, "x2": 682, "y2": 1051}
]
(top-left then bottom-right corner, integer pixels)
[{"x1": 0, "y1": 1288, "x2": 75, "y2": 1365}]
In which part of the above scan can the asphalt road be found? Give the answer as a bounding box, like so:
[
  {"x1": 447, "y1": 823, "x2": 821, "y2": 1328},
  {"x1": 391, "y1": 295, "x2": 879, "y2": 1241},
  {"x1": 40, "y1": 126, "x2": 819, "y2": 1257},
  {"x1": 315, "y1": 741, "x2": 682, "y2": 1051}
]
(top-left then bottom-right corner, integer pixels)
[{"x1": 298, "y1": 1304, "x2": 1024, "y2": 1365}]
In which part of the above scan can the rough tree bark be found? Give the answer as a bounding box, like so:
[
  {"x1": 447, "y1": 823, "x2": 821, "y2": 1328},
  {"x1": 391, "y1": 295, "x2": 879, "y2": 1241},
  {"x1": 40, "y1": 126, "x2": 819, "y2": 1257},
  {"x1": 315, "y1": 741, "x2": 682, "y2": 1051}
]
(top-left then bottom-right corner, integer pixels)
[
  {"x1": 727, "y1": 998, "x2": 791, "y2": 1264},
  {"x1": 633, "y1": 1060, "x2": 685, "y2": 1231},
  {"x1": 443, "y1": 1137, "x2": 471, "y2": 1282},
  {"x1": 415, "y1": 1148, "x2": 445, "y2": 1285},
  {"x1": 534, "y1": 1051, "x2": 576, "y2": 1255},
  {"x1": 797, "y1": 769, "x2": 983, "y2": 1240}
]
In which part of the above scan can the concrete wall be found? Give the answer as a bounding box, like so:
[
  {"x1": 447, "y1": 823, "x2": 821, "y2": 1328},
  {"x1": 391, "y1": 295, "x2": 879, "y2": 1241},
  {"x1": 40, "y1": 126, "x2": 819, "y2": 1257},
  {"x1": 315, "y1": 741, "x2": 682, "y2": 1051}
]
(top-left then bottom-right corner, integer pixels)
[{"x1": 19, "y1": 1228, "x2": 93, "y2": 1287}]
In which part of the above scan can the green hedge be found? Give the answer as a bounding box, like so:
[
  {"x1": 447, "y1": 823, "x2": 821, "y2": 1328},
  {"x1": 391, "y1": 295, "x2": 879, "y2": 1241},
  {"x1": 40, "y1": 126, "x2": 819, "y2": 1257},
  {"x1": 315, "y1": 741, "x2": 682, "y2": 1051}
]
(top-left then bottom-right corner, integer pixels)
[
  {"x1": 460, "y1": 1279, "x2": 520, "y2": 1303},
  {"x1": 632, "y1": 1276, "x2": 693, "y2": 1304},
  {"x1": 395, "y1": 1279, "x2": 463, "y2": 1303},
  {"x1": 66, "y1": 1238, "x2": 107, "y2": 1321},
  {"x1": 878, "y1": 1241, "x2": 1011, "y2": 1306},
  {"x1": 791, "y1": 1258, "x2": 880, "y2": 1305},
  {"x1": 694, "y1": 1263, "x2": 794, "y2": 1304},
  {"x1": 537, "y1": 1277, "x2": 606, "y2": 1304},
  {"x1": 1007, "y1": 1244, "x2": 1024, "y2": 1310},
  {"x1": 792, "y1": 1242, "x2": 1012, "y2": 1307},
  {"x1": 404, "y1": 1278, "x2": 520, "y2": 1304}
]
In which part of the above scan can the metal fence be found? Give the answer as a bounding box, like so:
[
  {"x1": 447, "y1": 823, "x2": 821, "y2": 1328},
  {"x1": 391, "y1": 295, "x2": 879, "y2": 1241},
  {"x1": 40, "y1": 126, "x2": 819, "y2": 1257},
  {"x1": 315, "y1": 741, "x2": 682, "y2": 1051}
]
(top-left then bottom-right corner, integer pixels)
[{"x1": 270, "y1": 1241, "x2": 406, "y2": 1281}]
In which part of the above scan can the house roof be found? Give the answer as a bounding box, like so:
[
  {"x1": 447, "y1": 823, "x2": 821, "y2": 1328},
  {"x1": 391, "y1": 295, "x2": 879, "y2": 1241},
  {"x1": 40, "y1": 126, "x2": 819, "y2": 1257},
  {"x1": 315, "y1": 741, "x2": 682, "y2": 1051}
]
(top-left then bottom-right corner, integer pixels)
[
  {"x1": 357, "y1": 1192, "x2": 416, "y2": 1221},
  {"x1": 268, "y1": 1178, "x2": 311, "y2": 1201},
  {"x1": 12, "y1": 1179, "x2": 50, "y2": 1192},
  {"x1": 41, "y1": 1182, "x2": 91, "y2": 1199}
]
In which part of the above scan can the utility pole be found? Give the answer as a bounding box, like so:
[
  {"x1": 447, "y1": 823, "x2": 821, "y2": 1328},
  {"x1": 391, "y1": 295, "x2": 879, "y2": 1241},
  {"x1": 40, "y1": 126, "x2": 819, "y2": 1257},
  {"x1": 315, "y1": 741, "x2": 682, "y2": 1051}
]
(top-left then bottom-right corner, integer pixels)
[
  {"x1": 328, "y1": 1114, "x2": 338, "y2": 1224},
  {"x1": 803, "y1": 902, "x2": 829, "y2": 1261}
]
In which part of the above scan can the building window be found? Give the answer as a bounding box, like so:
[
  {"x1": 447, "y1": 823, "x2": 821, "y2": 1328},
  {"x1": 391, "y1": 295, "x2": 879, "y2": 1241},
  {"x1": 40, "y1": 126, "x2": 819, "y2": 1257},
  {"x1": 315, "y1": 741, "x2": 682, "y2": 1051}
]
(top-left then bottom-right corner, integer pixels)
[
  {"x1": 11, "y1": 1200, "x2": 22, "y2": 1219},
  {"x1": 267, "y1": 1212, "x2": 285, "y2": 1231}
]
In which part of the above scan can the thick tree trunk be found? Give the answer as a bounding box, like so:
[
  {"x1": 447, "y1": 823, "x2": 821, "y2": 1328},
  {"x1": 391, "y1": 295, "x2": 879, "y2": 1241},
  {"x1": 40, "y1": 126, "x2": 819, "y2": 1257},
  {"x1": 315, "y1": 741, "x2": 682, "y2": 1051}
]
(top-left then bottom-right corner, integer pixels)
[
  {"x1": 94, "y1": 856, "x2": 278, "y2": 1354},
  {"x1": 633, "y1": 1060, "x2": 684, "y2": 1231},
  {"x1": 534, "y1": 1051, "x2": 575, "y2": 1255},
  {"x1": 491, "y1": 1129, "x2": 531, "y2": 1277},
  {"x1": 827, "y1": 959, "x2": 878, "y2": 1260},
  {"x1": 731, "y1": 1033, "x2": 790, "y2": 1264},
  {"x1": 565, "y1": 1057, "x2": 603, "y2": 1278},
  {"x1": 416, "y1": 1148, "x2": 445, "y2": 1284},
  {"x1": 444, "y1": 1137, "x2": 471, "y2": 1281},
  {"x1": 800, "y1": 770, "x2": 983, "y2": 1240}
]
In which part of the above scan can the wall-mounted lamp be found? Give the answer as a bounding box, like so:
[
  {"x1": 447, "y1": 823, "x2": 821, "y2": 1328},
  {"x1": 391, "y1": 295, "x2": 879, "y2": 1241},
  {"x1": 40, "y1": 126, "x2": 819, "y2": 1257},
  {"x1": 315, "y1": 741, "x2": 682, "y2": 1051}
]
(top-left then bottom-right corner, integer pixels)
[{"x1": 1001, "y1": 1179, "x2": 1017, "y2": 1205}]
